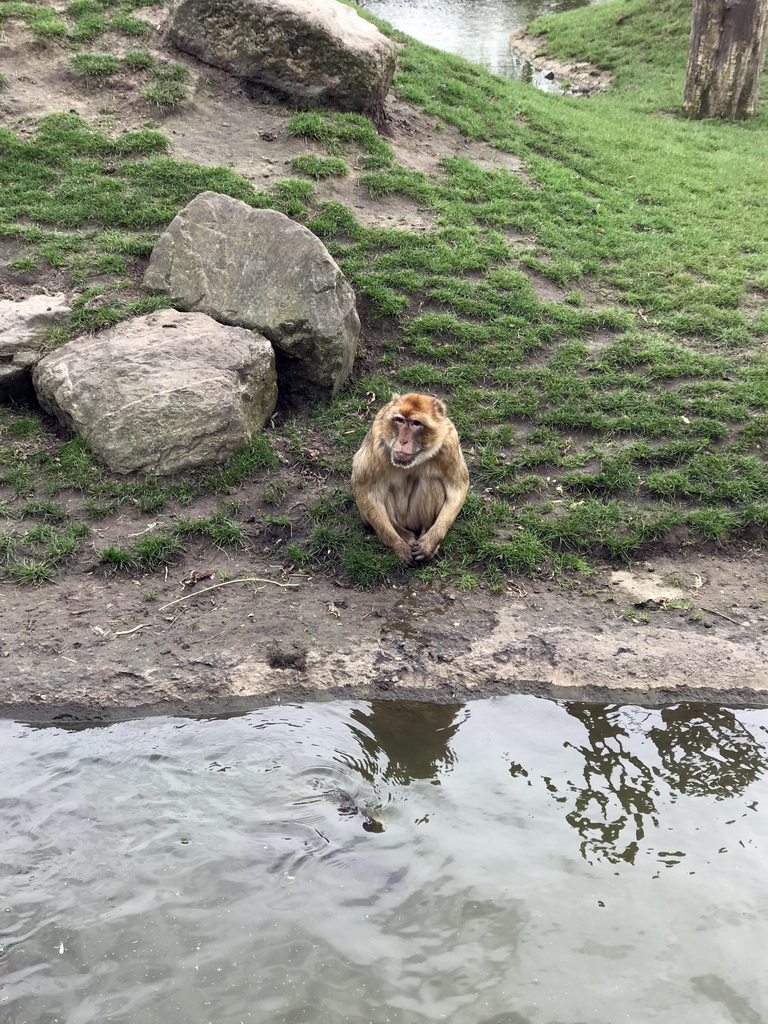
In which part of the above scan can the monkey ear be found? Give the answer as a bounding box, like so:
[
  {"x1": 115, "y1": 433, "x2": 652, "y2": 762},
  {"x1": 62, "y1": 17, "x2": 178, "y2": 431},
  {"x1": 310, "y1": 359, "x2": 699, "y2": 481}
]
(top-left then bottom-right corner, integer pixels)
[{"x1": 431, "y1": 397, "x2": 446, "y2": 417}]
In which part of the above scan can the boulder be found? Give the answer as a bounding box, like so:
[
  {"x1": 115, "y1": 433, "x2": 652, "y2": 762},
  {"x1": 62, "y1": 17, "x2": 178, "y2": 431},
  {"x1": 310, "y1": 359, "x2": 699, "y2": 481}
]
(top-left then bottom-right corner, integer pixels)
[
  {"x1": 0, "y1": 294, "x2": 71, "y2": 400},
  {"x1": 168, "y1": 0, "x2": 396, "y2": 115},
  {"x1": 144, "y1": 192, "x2": 359, "y2": 401},
  {"x1": 33, "y1": 309, "x2": 277, "y2": 476}
]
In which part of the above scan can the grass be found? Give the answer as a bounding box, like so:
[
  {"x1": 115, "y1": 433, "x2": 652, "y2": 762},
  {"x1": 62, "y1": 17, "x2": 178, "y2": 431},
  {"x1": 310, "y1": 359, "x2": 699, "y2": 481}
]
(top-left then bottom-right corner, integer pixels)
[
  {"x1": 123, "y1": 49, "x2": 155, "y2": 71},
  {"x1": 96, "y1": 532, "x2": 183, "y2": 572},
  {"x1": 174, "y1": 511, "x2": 247, "y2": 548},
  {"x1": 141, "y1": 63, "x2": 190, "y2": 107},
  {"x1": 287, "y1": 109, "x2": 394, "y2": 170},
  {"x1": 291, "y1": 155, "x2": 350, "y2": 179},
  {"x1": 0, "y1": 0, "x2": 767, "y2": 586},
  {"x1": 2, "y1": 0, "x2": 154, "y2": 40},
  {"x1": 70, "y1": 53, "x2": 120, "y2": 77}
]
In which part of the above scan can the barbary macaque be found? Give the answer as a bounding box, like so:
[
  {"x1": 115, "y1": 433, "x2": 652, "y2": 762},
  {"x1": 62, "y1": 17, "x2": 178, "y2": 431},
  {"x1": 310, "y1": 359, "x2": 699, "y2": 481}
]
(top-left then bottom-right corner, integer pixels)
[{"x1": 351, "y1": 393, "x2": 469, "y2": 565}]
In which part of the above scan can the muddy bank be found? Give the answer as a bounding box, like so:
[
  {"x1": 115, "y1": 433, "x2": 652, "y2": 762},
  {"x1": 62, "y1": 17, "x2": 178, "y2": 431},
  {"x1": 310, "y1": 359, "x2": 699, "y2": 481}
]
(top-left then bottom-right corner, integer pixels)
[{"x1": 3, "y1": 548, "x2": 767, "y2": 723}]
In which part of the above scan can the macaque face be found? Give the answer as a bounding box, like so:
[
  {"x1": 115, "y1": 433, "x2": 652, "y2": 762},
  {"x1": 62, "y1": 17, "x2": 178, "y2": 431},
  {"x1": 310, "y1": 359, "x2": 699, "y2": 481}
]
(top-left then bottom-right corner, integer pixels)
[
  {"x1": 389, "y1": 412, "x2": 424, "y2": 466},
  {"x1": 385, "y1": 395, "x2": 444, "y2": 468}
]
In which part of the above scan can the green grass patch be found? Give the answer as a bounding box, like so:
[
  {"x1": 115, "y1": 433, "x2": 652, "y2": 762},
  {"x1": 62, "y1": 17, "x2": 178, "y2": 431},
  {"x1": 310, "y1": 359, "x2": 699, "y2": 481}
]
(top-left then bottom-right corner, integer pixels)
[
  {"x1": 123, "y1": 49, "x2": 155, "y2": 71},
  {"x1": 97, "y1": 531, "x2": 183, "y2": 572},
  {"x1": 291, "y1": 155, "x2": 350, "y2": 179},
  {"x1": 287, "y1": 110, "x2": 394, "y2": 170},
  {"x1": 141, "y1": 63, "x2": 189, "y2": 107},
  {"x1": 175, "y1": 511, "x2": 247, "y2": 548},
  {"x1": 6, "y1": 559, "x2": 57, "y2": 585},
  {"x1": 70, "y1": 53, "x2": 120, "y2": 77},
  {"x1": 109, "y1": 9, "x2": 150, "y2": 35},
  {"x1": 0, "y1": 2, "x2": 66, "y2": 37}
]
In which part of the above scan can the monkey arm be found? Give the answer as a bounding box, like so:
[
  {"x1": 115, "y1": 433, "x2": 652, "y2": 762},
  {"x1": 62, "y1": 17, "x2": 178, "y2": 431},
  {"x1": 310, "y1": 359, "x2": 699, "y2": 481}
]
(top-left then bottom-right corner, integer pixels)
[
  {"x1": 411, "y1": 477, "x2": 468, "y2": 561},
  {"x1": 351, "y1": 451, "x2": 417, "y2": 563},
  {"x1": 411, "y1": 444, "x2": 469, "y2": 561}
]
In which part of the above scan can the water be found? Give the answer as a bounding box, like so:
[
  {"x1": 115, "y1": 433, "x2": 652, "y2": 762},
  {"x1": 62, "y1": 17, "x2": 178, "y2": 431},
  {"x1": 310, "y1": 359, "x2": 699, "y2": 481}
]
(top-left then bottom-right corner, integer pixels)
[
  {"x1": 3, "y1": 696, "x2": 768, "y2": 1024},
  {"x1": 360, "y1": 0, "x2": 595, "y2": 81}
]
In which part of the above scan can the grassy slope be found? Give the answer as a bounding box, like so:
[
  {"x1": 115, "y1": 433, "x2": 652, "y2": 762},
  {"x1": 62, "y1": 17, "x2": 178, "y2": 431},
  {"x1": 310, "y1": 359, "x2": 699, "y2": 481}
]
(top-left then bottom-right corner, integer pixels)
[{"x1": 1, "y1": 0, "x2": 767, "y2": 588}]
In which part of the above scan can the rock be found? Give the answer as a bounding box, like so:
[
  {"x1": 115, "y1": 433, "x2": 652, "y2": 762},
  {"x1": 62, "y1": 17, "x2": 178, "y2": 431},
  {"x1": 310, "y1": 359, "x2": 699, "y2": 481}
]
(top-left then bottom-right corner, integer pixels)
[
  {"x1": 33, "y1": 309, "x2": 277, "y2": 475},
  {"x1": 144, "y1": 192, "x2": 359, "y2": 401},
  {"x1": 0, "y1": 294, "x2": 71, "y2": 400},
  {"x1": 168, "y1": 0, "x2": 397, "y2": 115}
]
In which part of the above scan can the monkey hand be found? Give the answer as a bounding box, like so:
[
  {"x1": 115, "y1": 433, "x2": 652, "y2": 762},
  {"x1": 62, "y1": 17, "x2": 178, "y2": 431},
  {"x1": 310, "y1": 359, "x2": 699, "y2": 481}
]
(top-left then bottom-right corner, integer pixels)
[
  {"x1": 411, "y1": 533, "x2": 440, "y2": 562},
  {"x1": 393, "y1": 538, "x2": 418, "y2": 564}
]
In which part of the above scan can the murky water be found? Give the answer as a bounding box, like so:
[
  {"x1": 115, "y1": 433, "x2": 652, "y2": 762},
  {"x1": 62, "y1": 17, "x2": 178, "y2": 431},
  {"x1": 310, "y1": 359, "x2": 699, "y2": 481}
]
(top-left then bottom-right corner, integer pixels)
[
  {"x1": 360, "y1": 0, "x2": 595, "y2": 82},
  {"x1": 3, "y1": 696, "x2": 768, "y2": 1024}
]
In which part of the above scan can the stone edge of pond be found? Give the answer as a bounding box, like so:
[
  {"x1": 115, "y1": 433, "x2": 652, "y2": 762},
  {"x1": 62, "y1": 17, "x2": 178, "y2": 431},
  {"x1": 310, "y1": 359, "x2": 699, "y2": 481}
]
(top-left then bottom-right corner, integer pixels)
[{"x1": 2, "y1": 604, "x2": 767, "y2": 723}]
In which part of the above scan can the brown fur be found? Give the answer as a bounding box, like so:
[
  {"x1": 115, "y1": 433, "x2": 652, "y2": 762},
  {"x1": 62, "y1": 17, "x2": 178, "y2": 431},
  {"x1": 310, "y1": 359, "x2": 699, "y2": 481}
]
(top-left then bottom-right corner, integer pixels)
[{"x1": 351, "y1": 393, "x2": 469, "y2": 564}]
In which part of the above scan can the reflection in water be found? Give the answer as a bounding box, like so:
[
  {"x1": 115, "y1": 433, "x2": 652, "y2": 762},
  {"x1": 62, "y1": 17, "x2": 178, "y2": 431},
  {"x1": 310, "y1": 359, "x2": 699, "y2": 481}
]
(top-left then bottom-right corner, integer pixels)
[
  {"x1": 651, "y1": 704, "x2": 767, "y2": 797},
  {"x1": 3, "y1": 697, "x2": 768, "y2": 1024},
  {"x1": 562, "y1": 703, "x2": 660, "y2": 865},
  {"x1": 505, "y1": 703, "x2": 768, "y2": 865},
  {"x1": 345, "y1": 699, "x2": 467, "y2": 784},
  {"x1": 359, "y1": 0, "x2": 596, "y2": 80}
]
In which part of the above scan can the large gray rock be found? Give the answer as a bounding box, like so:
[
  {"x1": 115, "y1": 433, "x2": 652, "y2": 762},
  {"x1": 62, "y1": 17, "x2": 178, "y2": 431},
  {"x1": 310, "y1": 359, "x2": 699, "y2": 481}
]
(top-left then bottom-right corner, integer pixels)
[
  {"x1": 33, "y1": 309, "x2": 277, "y2": 476},
  {"x1": 168, "y1": 0, "x2": 396, "y2": 115},
  {"x1": 144, "y1": 192, "x2": 359, "y2": 401},
  {"x1": 0, "y1": 294, "x2": 71, "y2": 400}
]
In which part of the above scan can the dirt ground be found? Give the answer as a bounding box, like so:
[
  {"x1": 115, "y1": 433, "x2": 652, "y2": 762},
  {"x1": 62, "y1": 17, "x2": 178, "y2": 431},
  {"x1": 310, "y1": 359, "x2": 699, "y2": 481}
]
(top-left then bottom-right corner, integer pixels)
[
  {"x1": 2, "y1": 20, "x2": 767, "y2": 721},
  {"x1": 2, "y1": 536, "x2": 768, "y2": 722}
]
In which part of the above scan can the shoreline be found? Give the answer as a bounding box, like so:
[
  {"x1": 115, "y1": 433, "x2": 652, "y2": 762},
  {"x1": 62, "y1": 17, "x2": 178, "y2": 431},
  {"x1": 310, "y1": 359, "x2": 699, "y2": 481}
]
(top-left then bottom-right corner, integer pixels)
[
  {"x1": 508, "y1": 28, "x2": 612, "y2": 94},
  {"x1": 4, "y1": 557, "x2": 767, "y2": 724}
]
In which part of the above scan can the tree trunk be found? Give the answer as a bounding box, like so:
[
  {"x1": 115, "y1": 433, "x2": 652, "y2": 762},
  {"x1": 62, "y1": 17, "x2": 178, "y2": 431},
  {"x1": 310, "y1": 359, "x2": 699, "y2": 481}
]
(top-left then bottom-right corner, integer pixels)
[{"x1": 683, "y1": 0, "x2": 768, "y2": 118}]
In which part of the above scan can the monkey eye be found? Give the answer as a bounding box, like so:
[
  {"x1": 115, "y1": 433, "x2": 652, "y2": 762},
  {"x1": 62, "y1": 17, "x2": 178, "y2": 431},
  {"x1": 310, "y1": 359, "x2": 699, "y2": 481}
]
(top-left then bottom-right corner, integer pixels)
[
  {"x1": 392, "y1": 415, "x2": 405, "y2": 424},
  {"x1": 411, "y1": 420, "x2": 423, "y2": 428}
]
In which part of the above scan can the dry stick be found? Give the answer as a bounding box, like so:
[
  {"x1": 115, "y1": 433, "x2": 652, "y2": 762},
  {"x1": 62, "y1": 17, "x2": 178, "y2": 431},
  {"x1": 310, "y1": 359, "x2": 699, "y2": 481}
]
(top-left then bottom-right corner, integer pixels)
[
  {"x1": 114, "y1": 623, "x2": 154, "y2": 637},
  {"x1": 158, "y1": 576, "x2": 298, "y2": 612},
  {"x1": 700, "y1": 606, "x2": 742, "y2": 625}
]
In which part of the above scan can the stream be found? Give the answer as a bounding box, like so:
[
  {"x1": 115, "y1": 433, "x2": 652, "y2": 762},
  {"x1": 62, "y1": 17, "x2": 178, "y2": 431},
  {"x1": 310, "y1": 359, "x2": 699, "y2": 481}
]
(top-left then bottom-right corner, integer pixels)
[
  {"x1": 360, "y1": 0, "x2": 596, "y2": 82},
  {"x1": 3, "y1": 695, "x2": 768, "y2": 1023}
]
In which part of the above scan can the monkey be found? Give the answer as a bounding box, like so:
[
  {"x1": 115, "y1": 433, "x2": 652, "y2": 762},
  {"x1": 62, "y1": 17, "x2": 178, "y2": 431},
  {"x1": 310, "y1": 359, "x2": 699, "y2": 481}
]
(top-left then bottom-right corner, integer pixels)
[{"x1": 351, "y1": 393, "x2": 469, "y2": 565}]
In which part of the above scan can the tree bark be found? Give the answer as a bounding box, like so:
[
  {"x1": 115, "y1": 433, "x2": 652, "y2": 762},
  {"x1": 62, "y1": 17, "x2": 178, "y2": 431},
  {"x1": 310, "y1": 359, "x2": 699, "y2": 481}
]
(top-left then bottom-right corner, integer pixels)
[{"x1": 683, "y1": 0, "x2": 768, "y2": 118}]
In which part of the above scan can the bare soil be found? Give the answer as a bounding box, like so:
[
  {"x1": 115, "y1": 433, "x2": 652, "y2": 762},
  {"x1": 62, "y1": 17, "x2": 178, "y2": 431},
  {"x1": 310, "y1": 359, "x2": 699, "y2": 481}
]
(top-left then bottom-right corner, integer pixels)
[{"x1": 2, "y1": 21, "x2": 767, "y2": 721}]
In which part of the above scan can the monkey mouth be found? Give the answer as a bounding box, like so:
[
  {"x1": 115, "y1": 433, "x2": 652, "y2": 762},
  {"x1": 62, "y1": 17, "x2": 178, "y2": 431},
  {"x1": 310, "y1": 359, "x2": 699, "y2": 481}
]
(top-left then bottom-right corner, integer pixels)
[{"x1": 391, "y1": 455, "x2": 415, "y2": 468}]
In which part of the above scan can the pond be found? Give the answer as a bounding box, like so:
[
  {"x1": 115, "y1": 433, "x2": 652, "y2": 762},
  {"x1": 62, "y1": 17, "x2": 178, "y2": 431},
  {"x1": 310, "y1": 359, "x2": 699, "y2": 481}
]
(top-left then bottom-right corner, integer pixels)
[
  {"x1": 3, "y1": 695, "x2": 768, "y2": 1024},
  {"x1": 359, "y1": 0, "x2": 594, "y2": 81}
]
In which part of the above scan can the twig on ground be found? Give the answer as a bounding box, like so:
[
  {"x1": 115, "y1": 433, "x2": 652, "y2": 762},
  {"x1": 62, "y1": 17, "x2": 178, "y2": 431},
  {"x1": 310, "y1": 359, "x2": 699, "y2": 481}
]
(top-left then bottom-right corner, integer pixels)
[
  {"x1": 114, "y1": 623, "x2": 154, "y2": 637},
  {"x1": 700, "y1": 606, "x2": 741, "y2": 625},
  {"x1": 158, "y1": 576, "x2": 299, "y2": 611}
]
